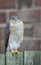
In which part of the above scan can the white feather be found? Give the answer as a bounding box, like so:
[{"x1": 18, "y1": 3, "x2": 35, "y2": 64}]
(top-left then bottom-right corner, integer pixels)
[{"x1": 7, "y1": 19, "x2": 24, "y2": 51}]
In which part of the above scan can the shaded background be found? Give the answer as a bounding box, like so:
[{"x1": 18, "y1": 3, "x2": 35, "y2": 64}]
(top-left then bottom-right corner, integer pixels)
[{"x1": 0, "y1": 0, "x2": 41, "y2": 53}]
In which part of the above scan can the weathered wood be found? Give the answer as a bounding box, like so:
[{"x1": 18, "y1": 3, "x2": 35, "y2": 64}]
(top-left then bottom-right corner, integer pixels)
[
  {"x1": 40, "y1": 51, "x2": 41, "y2": 65},
  {"x1": 0, "y1": 51, "x2": 40, "y2": 65},
  {"x1": 6, "y1": 51, "x2": 40, "y2": 65},
  {"x1": 6, "y1": 52, "x2": 23, "y2": 65},
  {"x1": 0, "y1": 54, "x2": 5, "y2": 65},
  {"x1": 24, "y1": 51, "x2": 40, "y2": 65}
]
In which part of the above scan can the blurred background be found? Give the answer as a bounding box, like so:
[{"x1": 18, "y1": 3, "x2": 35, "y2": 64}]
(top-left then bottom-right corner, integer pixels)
[{"x1": 0, "y1": 0, "x2": 41, "y2": 54}]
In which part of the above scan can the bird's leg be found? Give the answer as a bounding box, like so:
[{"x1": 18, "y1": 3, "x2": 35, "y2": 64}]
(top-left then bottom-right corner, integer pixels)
[
  {"x1": 11, "y1": 49, "x2": 19, "y2": 56},
  {"x1": 11, "y1": 50, "x2": 15, "y2": 56},
  {"x1": 15, "y1": 49, "x2": 19, "y2": 55}
]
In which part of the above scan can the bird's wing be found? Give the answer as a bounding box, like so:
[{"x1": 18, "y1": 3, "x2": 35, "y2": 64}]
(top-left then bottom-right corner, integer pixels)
[{"x1": 4, "y1": 22, "x2": 10, "y2": 51}]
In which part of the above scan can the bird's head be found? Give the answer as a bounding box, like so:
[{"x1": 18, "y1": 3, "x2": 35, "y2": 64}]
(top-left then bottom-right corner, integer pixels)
[
  {"x1": 11, "y1": 16, "x2": 19, "y2": 21},
  {"x1": 9, "y1": 16, "x2": 20, "y2": 23}
]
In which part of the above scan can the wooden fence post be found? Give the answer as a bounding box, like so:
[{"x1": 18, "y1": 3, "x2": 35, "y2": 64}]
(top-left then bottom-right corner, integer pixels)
[
  {"x1": 6, "y1": 52, "x2": 24, "y2": 65},
  {"x1": 0, "y1": 54, "x2": 5, "y2": 65}
]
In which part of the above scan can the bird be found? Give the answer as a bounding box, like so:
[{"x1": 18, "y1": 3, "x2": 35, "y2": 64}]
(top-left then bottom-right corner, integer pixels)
[{"x1": 4, "y1": 16, "x2": 24, "y2": 56}]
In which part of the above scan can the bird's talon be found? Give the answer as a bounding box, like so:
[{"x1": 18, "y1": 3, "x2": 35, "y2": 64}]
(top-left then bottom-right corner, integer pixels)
[
  {"x1": 15, "y1": 50, "x2": 19, "y2": 56},
  {"x1": 11, "y1": 50, "x2": 19, "y2": 56},
  {"x1": 11, "y1": 50, "x2": 15, "y2": 56},
  {"x1": 15, "y1": 51, "x2": 19, "y2": 55}
]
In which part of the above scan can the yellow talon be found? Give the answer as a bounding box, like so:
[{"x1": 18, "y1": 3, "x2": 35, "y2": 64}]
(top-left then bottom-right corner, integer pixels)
[
  {"x1": 11, "y1": 49, "x2": 19, "y2": 56},
  {"x1": 15, "y1": 49, "x2": 19, "y2": 55},
  {"x1": 11, "y1": 50, "x2": 15, "y2": 56}
]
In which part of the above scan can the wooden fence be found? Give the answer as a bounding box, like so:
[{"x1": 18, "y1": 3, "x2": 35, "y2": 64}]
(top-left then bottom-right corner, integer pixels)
[{"x1": 0, "y1": 51, "x2": 41, "y2": 65}]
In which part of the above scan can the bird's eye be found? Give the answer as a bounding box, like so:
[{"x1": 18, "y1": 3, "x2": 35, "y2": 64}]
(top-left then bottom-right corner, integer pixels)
[
  {"x1": 13, "y1": 18, "x2": 17, "y2": 21},
  {"x1": 12, "y1": 18, "x2": 15, "y2": 20}
]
